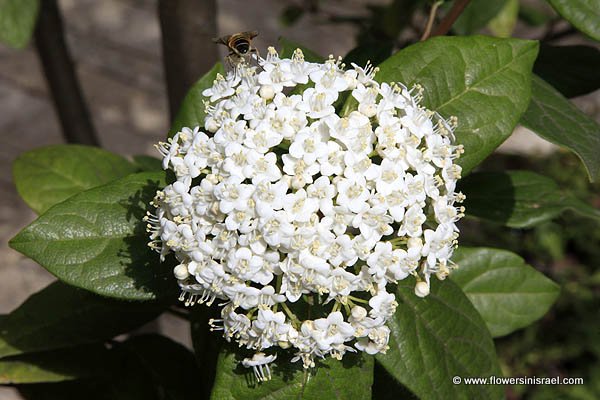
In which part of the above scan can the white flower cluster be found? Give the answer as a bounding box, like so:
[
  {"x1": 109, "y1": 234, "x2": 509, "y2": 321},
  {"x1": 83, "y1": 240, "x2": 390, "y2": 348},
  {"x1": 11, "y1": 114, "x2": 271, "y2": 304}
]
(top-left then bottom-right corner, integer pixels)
[{"x1": 147, "y1": 47, "x2": 465, "y2": 373}]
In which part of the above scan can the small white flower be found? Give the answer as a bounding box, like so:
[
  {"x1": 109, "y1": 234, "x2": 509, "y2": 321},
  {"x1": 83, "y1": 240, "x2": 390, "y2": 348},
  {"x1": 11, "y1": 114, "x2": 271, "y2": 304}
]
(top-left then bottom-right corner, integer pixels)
[
  {"x1": 283, "y1": 189, "x2": 319, "y2": 223},
  {"x1": 335, "y1": 176, "x2": 370, "y2": 214},
  {"x1": 289, "y1": 128, "x2": 329, "y2": 165},
  {"x1": 242, "y1": 353, "x2": 277, "y2": 382},
  {"x1": 369, "y1": 292, "x2": 398, "y2": 319},
  {"x1": 312, "y1": 311, "x2": 356, "y2": 351},
  {"x1": 297, "y1": 88, "x2": 337, "y2": 119},
  {"x1": 202, "y1": 73, "x2": 238, "y2": 102}
]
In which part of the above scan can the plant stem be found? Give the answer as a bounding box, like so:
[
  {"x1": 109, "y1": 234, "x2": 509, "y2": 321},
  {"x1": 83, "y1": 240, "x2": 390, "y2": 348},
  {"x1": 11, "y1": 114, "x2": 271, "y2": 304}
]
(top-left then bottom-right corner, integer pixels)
[
  {"x1": 430, "y1": 0, "x2": 472, "y2": 37},
  {"x1": 158, "y1": 0, "x2": 219, "y2": 121},
  {"x1": 34, "y1": 0, "x2": 99, "y2": 146},
  {"x1": 421, "y1": 1, "x2": 444, "y2": 41}
]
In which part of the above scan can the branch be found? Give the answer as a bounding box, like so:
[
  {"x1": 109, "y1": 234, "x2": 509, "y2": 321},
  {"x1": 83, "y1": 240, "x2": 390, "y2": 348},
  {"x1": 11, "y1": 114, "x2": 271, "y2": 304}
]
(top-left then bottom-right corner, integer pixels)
[
  {"x1": 34, "y1": 0, "x2": 99, "y2": 146},
  {"x1": 430, "y1": 0, "x2": 472, "y2": 37},
  {"x1": 158, "y1": 0, "x2": 219, "y2": 121}
]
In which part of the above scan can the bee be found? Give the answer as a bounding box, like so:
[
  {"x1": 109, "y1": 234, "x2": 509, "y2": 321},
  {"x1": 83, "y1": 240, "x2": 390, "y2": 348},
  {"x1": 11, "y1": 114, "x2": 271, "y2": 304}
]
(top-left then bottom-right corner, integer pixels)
[{"x1": 212, "y1": 31, "x2": 260, "y2": 70}]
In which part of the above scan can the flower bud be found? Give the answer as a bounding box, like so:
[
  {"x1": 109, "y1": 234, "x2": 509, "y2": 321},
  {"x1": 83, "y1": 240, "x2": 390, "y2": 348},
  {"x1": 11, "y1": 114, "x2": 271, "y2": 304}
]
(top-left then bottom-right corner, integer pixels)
[
  {"x1": 173, "y1": 263, "x2": 189, "y2": 280},
  {"x1": 415, "y1": 281, "x2": 430, "y2": 298}
]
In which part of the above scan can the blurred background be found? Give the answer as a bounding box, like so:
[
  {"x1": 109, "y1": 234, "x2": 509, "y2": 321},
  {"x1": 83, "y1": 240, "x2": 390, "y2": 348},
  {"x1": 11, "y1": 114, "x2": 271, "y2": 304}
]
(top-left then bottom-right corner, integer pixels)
[{"x1": 1, "y1": 1, "x2": 598, "y2": 399}]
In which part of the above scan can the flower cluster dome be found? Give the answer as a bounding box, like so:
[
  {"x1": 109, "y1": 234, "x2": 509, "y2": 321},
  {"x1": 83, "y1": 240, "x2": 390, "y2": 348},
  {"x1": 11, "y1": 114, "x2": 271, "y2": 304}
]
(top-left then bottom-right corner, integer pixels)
[{"x1": 147, "y1": 47, "x2": 465, "y2": 373}]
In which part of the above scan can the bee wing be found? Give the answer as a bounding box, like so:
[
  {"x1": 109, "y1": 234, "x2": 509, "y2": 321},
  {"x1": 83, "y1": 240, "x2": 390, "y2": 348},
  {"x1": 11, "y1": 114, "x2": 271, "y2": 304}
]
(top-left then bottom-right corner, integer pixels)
[
  {"x1": 212, "y1": 35, "x2": 230, "y2": 45},
  {"x1": 242, "y1": 30, "x2": 259, "y2": 39}
]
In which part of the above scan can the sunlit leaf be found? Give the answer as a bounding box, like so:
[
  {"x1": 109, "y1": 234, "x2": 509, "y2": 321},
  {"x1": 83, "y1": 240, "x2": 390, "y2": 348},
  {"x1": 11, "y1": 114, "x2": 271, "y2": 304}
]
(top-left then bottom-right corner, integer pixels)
[
  {"x1": 452, "y1": 247, "x2": 560, "y2": 337},
  {"x1": 10, "y1": 172, "x2": 178, "y2": 300},
  {"x1": 13, "y1": 145, "x2": 137, "y2": 214}
]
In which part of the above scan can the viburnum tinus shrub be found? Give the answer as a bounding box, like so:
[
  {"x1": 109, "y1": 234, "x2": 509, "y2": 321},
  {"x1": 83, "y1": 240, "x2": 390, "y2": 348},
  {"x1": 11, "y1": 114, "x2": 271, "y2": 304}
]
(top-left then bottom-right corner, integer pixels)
[
  {"x1": 148, "y1": 48, "x2": 465, "y2": 376},
  {"x1": 4, "y1": 11, "x2": 600, "y2": 400}
]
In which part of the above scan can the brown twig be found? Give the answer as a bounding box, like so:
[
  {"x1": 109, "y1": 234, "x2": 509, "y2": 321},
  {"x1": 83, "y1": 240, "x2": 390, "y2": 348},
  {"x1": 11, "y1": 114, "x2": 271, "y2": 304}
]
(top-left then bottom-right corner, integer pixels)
[
  {"x1": 430, "y1": 0, "x2": 472, "y2": 37},
  {"x1": 421, "y1": 1, "x2": 444, "y2": 41},
  {"x1": 158, "y1": 0, "x2": 219, "y2": 121},
  {"x1": 34, "y1": 0, "x2": 99, "y2": 146}
]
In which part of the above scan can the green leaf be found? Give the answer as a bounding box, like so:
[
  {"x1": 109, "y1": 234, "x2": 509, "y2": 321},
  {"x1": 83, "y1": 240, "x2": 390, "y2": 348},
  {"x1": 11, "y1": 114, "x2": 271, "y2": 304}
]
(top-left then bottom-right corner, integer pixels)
[
  {"x1": 453, "y1": 0, "x2": 508, "y2": 35},
  {"x1": 17, "y1": 378, "x2": 155, "y2": 400},
  {"x1": 117, "y1": 334, "x2": 201, "y2": 400},
  {"x1": 13, "y1": 145, "x2": 138, "y2": 214},
  {"x1": 0, "y1": 282, "x2": 164, "y2": 359},
  {"x1": 278, "y1": 37, "x2": 324, "y2": 62},
  {"x1": 488, "y1": 0, "x2": 519, "y2": 37},
  {"x1": 169, "y1": 62, "x2": 225, "y2": 137},
  {"x1": 210, "y1": 351, "x2": 374, "y2": 400},
  {"x1": 372, "y1": 361, "x2": 417, "y2": 400},
  {"x1": 9, "y1": 172, "x2": 178, "y2": 301},
  {"x1": 547, "y1": 0, "x2": 600, "y2": 41},
  {"x1": 377, "y1": 279, "x2": 503, "y2": 400},
  {"x1": 0, "y1": 345, "x2": 111, "y2": 384},
  {"x1": 0, "y1": 0, "x2": 38, "y2": 48},
  {"x1": 518, "y1": 4, "x2": 553, "y2": 26},
  {"x1": 534, "y1": 44, "x2": 600, "y2": 98},
  {"x1": 451, "y1": 247, "x2": 560, "y2": 337},
  {"x1": 14, "y1": 335, "x2": 198, "y2": 399},
  {"x1": 342, "y1": 40, "x2": 393, "y2": 67},
  {"x1": 376, "y1": 35, "x2": 538, "y2": 174},
  {"x1": 521, "y1": 76, "x2": 600, "y2": 181},
  {"x1": 131, "y1": 155, "x2": 163, "y2": 172},
  {"x1": 458, "y1": 170, "x2": 600, "y2": 228}
]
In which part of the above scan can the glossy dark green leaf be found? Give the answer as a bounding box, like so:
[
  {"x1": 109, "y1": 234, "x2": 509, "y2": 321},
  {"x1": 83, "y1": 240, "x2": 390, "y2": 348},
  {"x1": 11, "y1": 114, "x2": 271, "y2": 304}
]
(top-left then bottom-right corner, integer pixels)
[
  {"x1": 376, "y1": 36, "x2": 538, "y2": 173},
  {"x1": 521, "y1": 76, "x2": 600, "y2": 181},
  {"x1": 342, "y1": 40, "x2": 394, "y2": 68},
  {"x1": 210, "y1": 350, "x2": 374, "y2": 400},
  {"x1": 131, "y1": 155, "x2": 163, "y2": 172},
  {"x1": 534, "y1": 44, "x2": 600, "y2": 98},
  {"x1": 372, "y1": 361, "x2": 418, "y2": 400},
  {"x1": 451, "y1": 247, "x2": 560, "y2": 337},
  {"x1": 278, "y1": 37, "x2": 324, "y2": 62},
  {"x1": 0, "y1": 344, "x2": 111, "y2": 384},
  {"x1": 13, "y1": 145, "x2": 137, "y2": 214},
  {"x1": 547, "y1": 0, "x2": 600, "y2": 41},
  {"x1": 377, "y1": 279, "x2": 503, "y2": 400},
  {"x1": 15, "y1": 334, "x2": 199, "y2": 399},
  {"x1": 169, "y1": 62, "x2": 225, "y2": 137},
  {"x1": 17, "y1": 377, "x2": 156, "y2": 400},
  {"x1": 9, "y1": 172, "x2": 178, "y2": 300},
  {"x1": 0, "y1": 0, "x2": 38, "y2": 48},
  {"x1": 453, "y1": 0, "x2": 508, "y2": 35},
  {"x1": 0, "y1": 282, "x2": 164, "y2": 359},
  {"x1": 458, "y1": 170, "x2": 600, "y2": 228},
  {"x1": 117, "y1": 334, "x2": 201, "y2": 400}
]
